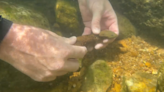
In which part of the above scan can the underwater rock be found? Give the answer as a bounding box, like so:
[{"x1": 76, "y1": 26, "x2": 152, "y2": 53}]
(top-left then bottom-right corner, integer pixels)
[
  {"x1": 55, "y1": 0, "x2": 84, "y2": 37},
  {"x1": 110, "y1": 0, "x2": 164, "y2": 38},
  {"x1": 81, "y1": 60, "x2": 113, "y2": 92},
  {"x1": 156, "y1": 63, "x2": 164, "y2": 91},
  {"x1": 122, "y1": 72, "x2": 157, "y2": 92},
  {"x1": 0, "y1": 1, "x2": 51, "y2": 30},
  {"x1": 116, "y1": 12, "x2": 136, "y2": 39}
]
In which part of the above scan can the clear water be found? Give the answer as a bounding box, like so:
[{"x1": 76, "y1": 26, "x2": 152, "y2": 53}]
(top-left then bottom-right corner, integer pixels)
[{"x1": 0, "y1": 0, "x2": 164, "y2": 92}]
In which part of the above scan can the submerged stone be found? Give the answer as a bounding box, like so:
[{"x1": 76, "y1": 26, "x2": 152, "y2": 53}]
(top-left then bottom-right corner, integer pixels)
[
  {"x1": 0, "y1": 1, "x2": 50, "y2": 30},
  {"x1": 122, "y1": 72, "x2": 157, "y2": 92},
  {"x1": 116, "y1": 12, "x2": 136, "y2": 39},
  {"x1": 156, "y1": 63, "x2": 164, "y2": 91},
  {"x1": 55, "y1": 0, "x2": 84, "y2": 37},
  {"x1": 81, "y1": 60, "x2": 113, "y2": 92},
  {"x1": 110, "y1": 0, "x2": 164, "y2": 38}
]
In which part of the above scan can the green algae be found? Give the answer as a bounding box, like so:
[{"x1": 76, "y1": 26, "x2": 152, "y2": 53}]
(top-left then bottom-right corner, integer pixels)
[
  {"x1": 0, "y1": 1, "x2": 50, "y2": 30},
  {"x1": 81, "y1": 60, "x2": 113, "y2": 92},
  {"x1": 110, "y1": 0, "x2": 164, "y2": 38},
  {"x1": 123, "y1": 72, "x2": 157, "y2": 92},
  {"x1": 55, "y1": 0, "x2": 84, "y2": 37}
]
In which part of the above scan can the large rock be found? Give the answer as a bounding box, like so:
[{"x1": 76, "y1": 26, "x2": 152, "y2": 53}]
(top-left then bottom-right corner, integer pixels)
[
  {"x1": 81, "y1": 60, "x2": 113, "y2": 92},
  {"x1": 122, "y1": 72, "x2": 157, "y2": 92},
  {"x1": 110, "y1": 0, "x2": 164, "y2": 37},
  {"x1": 156, "y1": 63, "x2": 164, "y2": 91},
  {"x1": 54, "y1": 0, "x2": 84, "y2": 37},
  {"x1": 0, "y1": 1, "x2": 50, "y2": 30},
  {"x1": 117, "y1": 12, "x2": 136, "y2": 39}
]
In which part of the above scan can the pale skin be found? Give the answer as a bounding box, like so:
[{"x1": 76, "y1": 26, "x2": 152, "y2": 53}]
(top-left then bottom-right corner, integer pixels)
[
  {"x1": 0, "y1": 0, "x2": 119, "y2": 82},
  {"x1": 78, "y1": 0, "x2": 119, "y2": 49},
  {"x1": 0, "y1": 24, "x2": 87, "y2": 82}
]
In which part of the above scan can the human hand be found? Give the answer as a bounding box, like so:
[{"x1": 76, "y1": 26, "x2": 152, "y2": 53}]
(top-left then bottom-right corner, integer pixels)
[
  {"x1": 78, "y1": 0, "x2": 119, "y2": 49},
  {"x1": 0, "y1": 23, "x2": 87, "y2": 82}
]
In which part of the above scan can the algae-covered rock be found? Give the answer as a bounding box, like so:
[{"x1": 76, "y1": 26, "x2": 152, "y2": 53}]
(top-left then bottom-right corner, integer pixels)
[
  {"x1": 117, "y1": 12, "x2": 136, "y2": 39},
  {"x1": 156, "y1": 63, "x2": 164, "y2": 91},
  {"x1": 81, "y1": 60, "x2": 113, "y2": 92},
  {"x1": 55, "y1": 0, "x2": 84, "y2": 37},
  {"x1": 0, "y1": 1, "x2": 50, "y2": 30},
  {"x1": 110, "y1": 0, "x2": 164, "y2": 37},
  {"x1": 122, "y1": 72, "x2": 157, "y2": 92}
]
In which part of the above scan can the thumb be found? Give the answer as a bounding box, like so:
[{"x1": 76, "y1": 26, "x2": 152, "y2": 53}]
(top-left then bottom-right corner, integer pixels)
[
  {"x1": 92, "y1": 11, "x2": 102, "y2": 34},
  {"x1": 64, "y1": 36, "x2": 77, "y2": 45}
]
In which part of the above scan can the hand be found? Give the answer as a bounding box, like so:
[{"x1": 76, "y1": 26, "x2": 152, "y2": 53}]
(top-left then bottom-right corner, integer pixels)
[
  {"x1": 0, "y1": 23, "x2": 87, "y2": 82},
  {"x1": 78, "y1": 0, "x2": 119, "y2": 49}
]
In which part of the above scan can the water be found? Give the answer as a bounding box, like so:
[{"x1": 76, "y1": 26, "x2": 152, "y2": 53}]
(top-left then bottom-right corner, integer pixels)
[{"x1": 0, "y1": 0, "x2": 164, "y2": 92}]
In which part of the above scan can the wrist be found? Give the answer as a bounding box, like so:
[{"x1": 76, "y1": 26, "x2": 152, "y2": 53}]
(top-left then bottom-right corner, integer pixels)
[
  {"x1": 0, "y1": 23, "x2": 17, "y2": 46},
  {"x1": 0, "y1": 23, "x2": 17, "y2": 61},
  {"x1": 0, "y1": 16, "x2": 13, "y2": 43}
]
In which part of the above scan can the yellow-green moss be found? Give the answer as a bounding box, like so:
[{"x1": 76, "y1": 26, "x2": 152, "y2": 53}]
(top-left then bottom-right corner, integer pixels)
[{"x1": 55, "y1": 0, "x2": 84, "y2": 37}]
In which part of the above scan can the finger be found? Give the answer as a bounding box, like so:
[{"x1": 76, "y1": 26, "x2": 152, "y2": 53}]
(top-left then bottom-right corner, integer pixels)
[
  {"x1": 82, "y1": 27, "x2": 92, "y2": 35},
  {"x1": 32, "y1": 75, "x2": 57, "y2": 82},
  {"x1": 95, "y1": 38, "x2": 115, "y2": 49},
  {"x1": 95, "y1": 43, "x2": 103, "y2": 49},
  {"x1": 68, "y1": 46, "x2": 87, "y2": 58},
  {"x1": 63, "y1": 36, "x2": 77, "y2": 45},
  {"x1": 107, "y1": 13, "x2": 119, "y2": 35},
  {"x1": 103, "y1": 39, "x2": 109, "y2": 43},
  {"x1": 55, "y1": 71, "x2": 68, "y2": 76},
  {"x1": 57, "y1": 58, "x2": 80, "y2": 72},
  {"x1": 92, "y1": 11, "x2": 102, "y2": 34},
  {"x1": 29, "y1": 69, "x2": 57, "y2": 82},
  {"x1": 95, "y1": 43, "x2": 109, "y2": 50},
  {"x1": 102, "y1": 38, "x2": 115, "y2": 44},
  {"x1": 47, "y1": 30, "x2": 77, "y2": 45},
  {"x1": 46, "y1": 30, "x2": 60, "y2": 37},
  {"x1": 109, "y1": 21, "x2": 119, "y2": 35}
]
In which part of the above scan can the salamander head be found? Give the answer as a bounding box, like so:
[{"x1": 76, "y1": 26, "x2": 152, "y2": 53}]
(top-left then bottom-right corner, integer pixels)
[{"x1": 99, "y1": 30, "x2": 118, "y2": 39}]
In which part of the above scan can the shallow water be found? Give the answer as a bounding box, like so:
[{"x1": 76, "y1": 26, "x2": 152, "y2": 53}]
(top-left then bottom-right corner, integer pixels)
[{"x1": 0, "y1": 0, "x2": 164, "y2": 92}]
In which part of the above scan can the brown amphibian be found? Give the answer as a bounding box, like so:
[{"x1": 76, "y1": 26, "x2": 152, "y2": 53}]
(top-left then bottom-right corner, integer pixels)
[{"x1": 74, "y1": 30, "x2": 118, "y2": 50}]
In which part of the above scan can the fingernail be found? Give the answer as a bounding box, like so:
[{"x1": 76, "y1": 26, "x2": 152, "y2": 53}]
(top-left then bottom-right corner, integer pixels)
[
  {"x1": 93, "y1": 28, "x2": 100, "y2": 34},
  {"x1": 103, "y1": 39, "x2": 109, "y2": 43},
  {"x1": 95, "y1": 43, "x2": 103, "y2": 49},
  {"x1": 70, "y1": 36, "x2": 76, "y2": 40}
]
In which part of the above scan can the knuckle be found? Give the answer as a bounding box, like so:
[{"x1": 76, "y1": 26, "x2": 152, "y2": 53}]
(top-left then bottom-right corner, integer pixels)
[
  {"x1": 32, "y1": 76, "x2": 44, "y2": 82},
  {"x1": 56, "y1": 71, "x2": 68, "y2": 76},
  {"x1": 47, "y1": 61, "x2": 65, "y2": 71},
  {"x1": 64, "y1": 49, "x2": 71, "y2": 57},
  {"x1": 31, "y1": 71, "x2": 56, "y2": 82}
]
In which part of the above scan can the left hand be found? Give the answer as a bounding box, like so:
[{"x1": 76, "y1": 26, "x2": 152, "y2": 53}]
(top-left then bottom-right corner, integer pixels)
[
  {"x1": 0, "y1": 23, "x2": 87, "y2": 82},
  {"x1": 78, "y1": 0, "x2": 119, "y2": 49}
]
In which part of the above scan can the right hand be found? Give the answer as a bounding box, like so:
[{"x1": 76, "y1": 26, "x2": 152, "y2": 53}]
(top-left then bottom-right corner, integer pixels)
[
  {"x1": 0, "y1": 23, "x2": 87, "y2": 82},
  {"x1": 78, "y1": 0, "x2": 119, "y2": 49}
]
